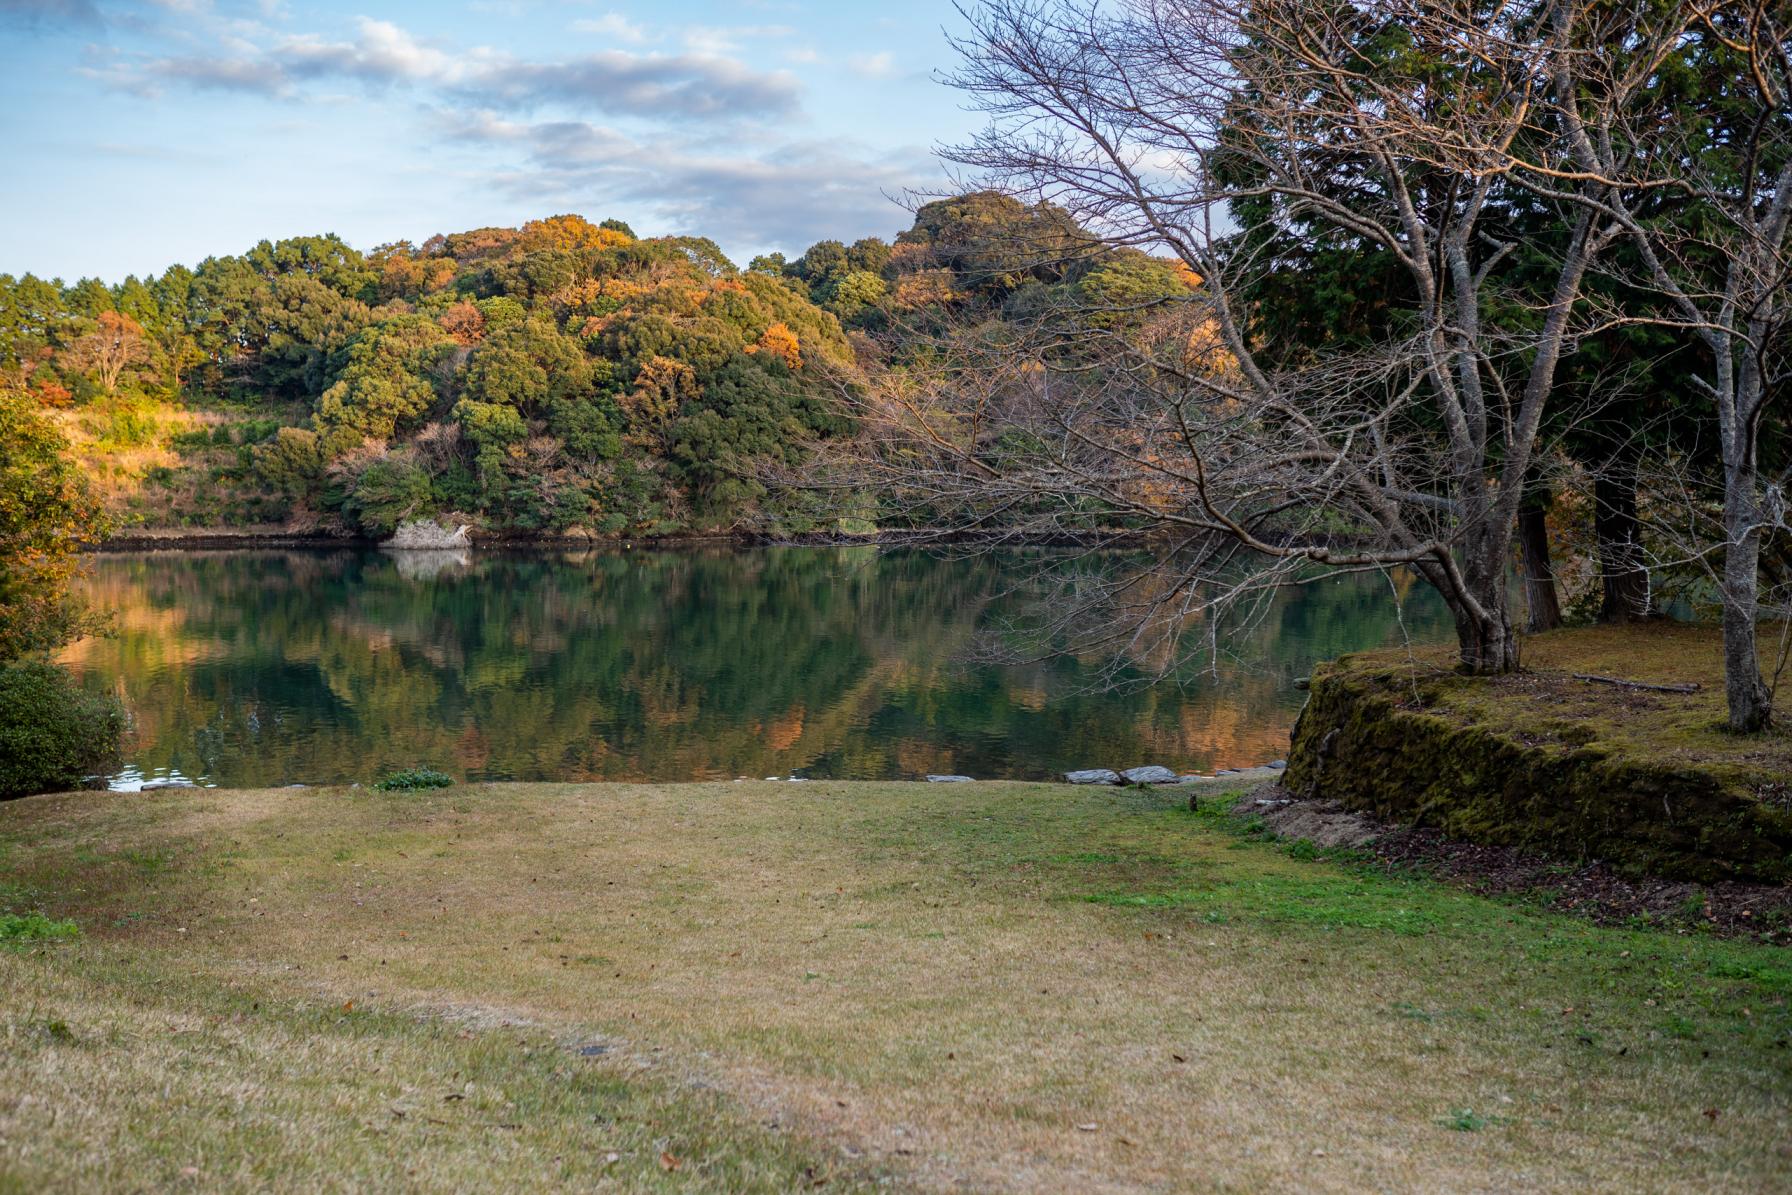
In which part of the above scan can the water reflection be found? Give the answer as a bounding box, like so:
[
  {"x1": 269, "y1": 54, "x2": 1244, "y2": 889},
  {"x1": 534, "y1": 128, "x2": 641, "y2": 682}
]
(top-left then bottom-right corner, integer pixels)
[{"x1": 62, "y1": 547, "x2": 1451, "y2": 789}]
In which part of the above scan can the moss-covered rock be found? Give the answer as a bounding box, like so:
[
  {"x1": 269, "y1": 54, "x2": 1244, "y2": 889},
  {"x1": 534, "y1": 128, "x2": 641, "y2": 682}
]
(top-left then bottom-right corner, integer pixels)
[{"x1": 1288, "y1": 657, "x2": 1792, "y2": 883}]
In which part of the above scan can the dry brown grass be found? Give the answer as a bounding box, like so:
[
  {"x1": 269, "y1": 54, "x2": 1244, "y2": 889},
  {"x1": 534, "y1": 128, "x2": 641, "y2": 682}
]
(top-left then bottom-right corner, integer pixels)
[{"x1": 3, "y1": 780, "x2": 1790, "y2": 1192}]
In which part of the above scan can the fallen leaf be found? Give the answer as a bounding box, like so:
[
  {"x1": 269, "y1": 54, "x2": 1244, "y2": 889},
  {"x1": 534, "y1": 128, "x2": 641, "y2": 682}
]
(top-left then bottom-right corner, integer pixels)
[{"x1": 659, "y1": 1151, "x2": 680, "y2": 1172}]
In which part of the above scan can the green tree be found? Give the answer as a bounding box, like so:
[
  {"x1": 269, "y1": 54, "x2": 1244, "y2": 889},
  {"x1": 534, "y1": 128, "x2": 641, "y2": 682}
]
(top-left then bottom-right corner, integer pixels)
[
  {"x1": 0, "y1": 388, "x2": 107, "y2": 659},
  {"x1": 0, "y1": 387, "x2": 121, "y2": 796},
  {"x1": 314, "y1": 315, "x2": 455, "y2": 450}
]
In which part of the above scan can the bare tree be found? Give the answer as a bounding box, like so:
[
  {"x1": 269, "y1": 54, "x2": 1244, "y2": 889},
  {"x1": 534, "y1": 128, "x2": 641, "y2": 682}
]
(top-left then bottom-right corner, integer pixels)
[
  {"x1": 860, "y1": 0, "x2": 1699, "y2": 674},
  {"x1": 66, "y1": 310, "x2": 149, "y2": 393},
  {"x1": 1549, "y1": 4, "x2": 1792, "y2": 731}
]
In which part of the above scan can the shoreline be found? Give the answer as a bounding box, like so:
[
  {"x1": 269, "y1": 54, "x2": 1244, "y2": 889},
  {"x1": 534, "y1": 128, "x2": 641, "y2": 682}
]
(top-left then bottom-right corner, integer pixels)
[
  {"x1": 86, "y1": 524, "x2": 1355, "y2": 554},
  {"x1": 86, "y1": 527, "x2": 1134, "y2": 553}
]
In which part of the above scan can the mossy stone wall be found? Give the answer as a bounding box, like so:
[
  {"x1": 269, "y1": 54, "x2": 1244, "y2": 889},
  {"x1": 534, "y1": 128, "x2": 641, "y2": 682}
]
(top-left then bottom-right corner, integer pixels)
[{"x1": 1286, "y1": 662, "x2": 1792, "y2": 883}]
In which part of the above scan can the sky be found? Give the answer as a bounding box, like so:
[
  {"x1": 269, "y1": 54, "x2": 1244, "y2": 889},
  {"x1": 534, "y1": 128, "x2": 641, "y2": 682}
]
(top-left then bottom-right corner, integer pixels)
[{"x1": 0, "y1": 0, "x2": 984, "y2": 282}]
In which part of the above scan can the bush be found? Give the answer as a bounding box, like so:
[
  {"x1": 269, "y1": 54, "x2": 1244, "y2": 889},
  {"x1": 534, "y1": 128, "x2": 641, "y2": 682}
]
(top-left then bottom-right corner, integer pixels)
[
  {"x1": 373, "y1": 767, "x2": 454, "y2": 792},
  {"x1": 100, "y1": 398, "x2": 160, "y2": 448},
  {"x1": 344, "y1": 454, "x2": 434, "y2": 536},
  {"x1": 0, "y1": 912, "x2": 80, "y2": 945},
  {"x1": 0, "y1": 662, "x2": 124, "y2": 800}
]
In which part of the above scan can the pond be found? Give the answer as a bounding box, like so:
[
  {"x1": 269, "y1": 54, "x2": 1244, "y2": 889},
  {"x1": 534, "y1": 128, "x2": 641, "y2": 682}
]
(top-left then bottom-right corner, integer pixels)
[{"x1": 62, "y1": 546, "x2": 1452, "y2": 789}]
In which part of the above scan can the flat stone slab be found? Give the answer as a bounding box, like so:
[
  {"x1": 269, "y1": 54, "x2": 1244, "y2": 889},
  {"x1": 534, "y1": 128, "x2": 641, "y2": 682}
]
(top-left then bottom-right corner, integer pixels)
[
  {"x1": 1121, "y1": 765, "x2": 1179, "y2": 785},
  {"x1": 1064, "y1": 768, "x2": 1121, "y2": 785},
  {"x1": 1171, "y1": 766, "x2": 1286, "y2": 786},
  {"x1": 926, "y1": 774, "x2": 974, "y2": 783}
]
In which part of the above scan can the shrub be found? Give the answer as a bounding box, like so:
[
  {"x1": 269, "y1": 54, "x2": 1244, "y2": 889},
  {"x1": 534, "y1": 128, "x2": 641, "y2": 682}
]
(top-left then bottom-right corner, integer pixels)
[
  {"x1": 0, "y1": 913, "x2": 80, "y2": 945},
  {"x1": 0, "y1": 662, "x2": 124, "y2": 800},
  {"x1": 342, "y1": 454, "x2": 434, "y2": 536},
  {"x1": 254, "y1": 426, "x2": 327, "y2": 499},
  {"x1": 373, "y1": 767, "x2": 454, "y2": 792},
  {"x1": 100, "y1": 398, "x2": 160, "y2": 448}
]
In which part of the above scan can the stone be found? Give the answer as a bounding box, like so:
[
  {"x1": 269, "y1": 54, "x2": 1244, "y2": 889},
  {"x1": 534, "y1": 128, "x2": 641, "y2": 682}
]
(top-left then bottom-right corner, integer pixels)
[
  {"x1": 386, "y1": 519, "x2": 472, "y2": 550},
  {"x1": 1120, "y1": 765, "x2": 1179, "y2": 785},
  {"x1": 926, "y1": 774, "x2": 974, "y2": 783},
  {"x1": 1064, "y1": 768, "x2": 1121, "y2": 785},
  {"x1": 1268, "y1": 759, "x2": 1287, "y2": 769}
]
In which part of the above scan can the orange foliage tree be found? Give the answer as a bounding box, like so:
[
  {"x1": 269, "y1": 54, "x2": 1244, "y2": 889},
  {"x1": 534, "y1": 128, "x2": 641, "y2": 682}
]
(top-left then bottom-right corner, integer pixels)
[{"x1": 748, "y1": 322, "x2": 802, "y2": 371}]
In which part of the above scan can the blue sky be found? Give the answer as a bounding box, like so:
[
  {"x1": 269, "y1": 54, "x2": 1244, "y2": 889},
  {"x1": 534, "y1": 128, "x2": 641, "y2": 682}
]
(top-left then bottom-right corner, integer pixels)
[{"x1": 0, "y1": 0, "x2": 982, "y2": 282}]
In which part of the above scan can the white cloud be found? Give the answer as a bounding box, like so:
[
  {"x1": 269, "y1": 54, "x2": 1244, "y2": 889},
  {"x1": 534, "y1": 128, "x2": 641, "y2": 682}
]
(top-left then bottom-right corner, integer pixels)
[
  {"x1": 571, "y1": 12, "x2": 648, "y2": 44},
  {"x1": 442, "y1": 112, "x2": 934, "y2": 253},
  {"x1": 276, "y1": 18, "x2": 459, "y2": 85},
  {"x1": 849, "y1": 51, "x2": 897, "y2": 79},
  {"x1": 680, "y1": 23, "x2": 794, "y2": 57},
  {"x1": 100, "y1": 16, "x2": 804, "y2": 120}
]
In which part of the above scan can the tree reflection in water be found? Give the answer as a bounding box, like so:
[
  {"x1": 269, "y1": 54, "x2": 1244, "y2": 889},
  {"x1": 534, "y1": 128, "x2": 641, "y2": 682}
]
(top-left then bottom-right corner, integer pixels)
[{"x1": 61, "y1": 547, "x2": 1451, "y2": 789}]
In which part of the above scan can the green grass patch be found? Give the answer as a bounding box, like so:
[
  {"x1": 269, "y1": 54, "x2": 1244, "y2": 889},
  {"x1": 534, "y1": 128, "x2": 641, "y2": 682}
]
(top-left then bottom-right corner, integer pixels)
[
  {"x1": 373, "y1": 768, "x2": 456, "y2": 792},
  {"x1": 1084, "y1": 874, "x2": 1451, "y2": 935},
  {"x1": 0, "y1": 913, "x2": 80, "y2": 945}
]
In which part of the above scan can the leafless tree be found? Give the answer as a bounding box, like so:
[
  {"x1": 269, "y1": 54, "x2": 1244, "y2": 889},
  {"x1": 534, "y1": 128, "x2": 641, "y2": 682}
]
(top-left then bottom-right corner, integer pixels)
[
  {"x1": 66, "y1": 310, "x2": 149, "y2": 393},
  {"x1": 851, "y1": 0, "x2": 1706, "y2": 674},
  {"x1": 1548, "y1": 3, "x2": 1792, "y2": 731}
]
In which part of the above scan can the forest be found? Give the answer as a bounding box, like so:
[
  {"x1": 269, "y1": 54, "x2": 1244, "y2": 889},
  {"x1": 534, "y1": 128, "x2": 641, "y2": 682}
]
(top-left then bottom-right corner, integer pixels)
[{"x1": 0, "y1": 196, "x2": 1190, "y2": 539}]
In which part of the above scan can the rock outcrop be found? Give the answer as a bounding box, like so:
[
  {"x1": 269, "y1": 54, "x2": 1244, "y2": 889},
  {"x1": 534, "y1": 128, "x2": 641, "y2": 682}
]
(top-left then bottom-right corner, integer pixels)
[{"x1": 386, "y1": 519, "x2": 473, "y2": 550}]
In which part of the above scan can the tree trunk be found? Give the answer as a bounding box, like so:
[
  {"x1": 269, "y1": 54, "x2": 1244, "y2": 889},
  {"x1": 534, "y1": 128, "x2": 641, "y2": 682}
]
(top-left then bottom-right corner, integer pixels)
[
  {"x1": 1518, "y1": 499, "x2": 1562, "y2": 633},
  {"x1": 1453, "y1": 603, "x2": 1517, "y2": 675},
  {"x1": 1721, "y1": 484, "x2": 1772, "y2": 733},
  {"x1": 1449, "y1": 537, "x2": 1519, "y2": 675},
  {"x1": 1595, "y1": 457, "x2": 1651, "y2": 621}
]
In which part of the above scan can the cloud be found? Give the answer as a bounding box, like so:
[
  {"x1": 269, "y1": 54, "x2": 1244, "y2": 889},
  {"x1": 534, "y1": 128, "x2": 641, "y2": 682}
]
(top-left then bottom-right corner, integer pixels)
[
  {"x1": 849, "y1": 52, "x2": 897, "y2": 79},
  {"x1": 442, "y1": 112, "x2": 933, "y2": 252},
  {"x1": 275, "y1": 19, "x2": 457, "y2": 85},
  {"x1": 140, "y1": 52, "x2": 287, "y2": 94},
  {"x1": 103, "y1": 16, "x2": 803, "y2": 121},
  {"x1": 0, "y1": 0, "x2": 101, "y2": 30},
  {"x1": 680, "y1": 23, "x2": 794, "y2": 57},
  {"x1": 571, "y1": 12, "x2": 648, "y2": 44},
  {"x1": 457, "y1": 52, "x2": 799, "y2": 119}
]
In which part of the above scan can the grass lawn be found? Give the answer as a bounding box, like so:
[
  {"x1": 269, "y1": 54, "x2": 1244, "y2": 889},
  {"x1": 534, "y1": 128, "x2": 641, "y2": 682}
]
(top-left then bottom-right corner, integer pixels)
[{"x1": 2, "y1": 780, "x2": 1789, "y2": 1192}]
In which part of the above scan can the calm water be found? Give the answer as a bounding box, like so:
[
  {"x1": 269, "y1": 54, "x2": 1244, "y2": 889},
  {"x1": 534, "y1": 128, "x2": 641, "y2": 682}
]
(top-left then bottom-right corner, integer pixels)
[{"x1": 62, "y1": 547, "x2": 1450, "y2": 789}]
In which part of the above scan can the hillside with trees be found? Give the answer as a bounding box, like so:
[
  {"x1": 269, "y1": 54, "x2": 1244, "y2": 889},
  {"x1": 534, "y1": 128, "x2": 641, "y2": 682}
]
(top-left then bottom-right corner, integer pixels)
[
  {"x1": 0, "y1": 216, "x2": 859, "y2": 537},
  {"x1": 0, "y1": 198, "x2": 1215, "y2": 541}
]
